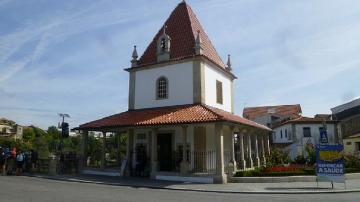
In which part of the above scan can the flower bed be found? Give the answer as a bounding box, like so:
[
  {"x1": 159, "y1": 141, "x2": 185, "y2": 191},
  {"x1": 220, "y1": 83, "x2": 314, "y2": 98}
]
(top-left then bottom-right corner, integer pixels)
[{"x1": 234, "y1": 164, "x2": 316, "y2": 177}]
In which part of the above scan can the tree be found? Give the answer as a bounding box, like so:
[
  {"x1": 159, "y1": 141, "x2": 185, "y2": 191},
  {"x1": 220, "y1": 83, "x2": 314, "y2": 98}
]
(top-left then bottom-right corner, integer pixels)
[
  {"x1": 33, "y1": 136, "x2": 50, "y2": 160},
  {"x1": 22, "y1": 127, "x2": 36, "y2": 143},
  {"x1": 47, "y1": 126, "x2": 61, "y2": 139}
]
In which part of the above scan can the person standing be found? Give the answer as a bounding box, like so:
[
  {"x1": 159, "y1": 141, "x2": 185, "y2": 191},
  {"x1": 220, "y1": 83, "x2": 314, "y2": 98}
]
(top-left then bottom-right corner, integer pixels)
[
  {"x1": 0, "y1": 147, "x2": 5, "y2": 175},
  {"x1": 30, "y1": 150, "x2": 38, "y2": 174},
  {"x1": 16, "y1": 151, "x2": 24, "y2": 176},
  {"x1": 7, "y1": 147, "x2": 16, "y2": 175}
]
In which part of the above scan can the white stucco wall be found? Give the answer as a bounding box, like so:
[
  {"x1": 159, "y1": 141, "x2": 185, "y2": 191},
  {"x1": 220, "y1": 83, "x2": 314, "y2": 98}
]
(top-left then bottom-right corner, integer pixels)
[
  {"x1": 294, "y1": 123, "x2": 336, "y2": 146},
  {"x1": 273, "y1": 125, "x2": 293, "y2": 143},
  {"x1": 203, "y1": 63, "x2": 232, "y2": 112},
  {"x1": 134, "y1": 62, "x2": 194, "y2": 109},
  {"x1": 277, "y1": 123, "x2": 337, "y2": 160}
]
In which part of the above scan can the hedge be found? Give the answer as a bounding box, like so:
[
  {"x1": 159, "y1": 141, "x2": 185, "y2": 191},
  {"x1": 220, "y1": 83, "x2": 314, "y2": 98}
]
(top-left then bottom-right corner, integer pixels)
[{"x1": 234, "y1": 168, "x2": 360, "y2": 177}]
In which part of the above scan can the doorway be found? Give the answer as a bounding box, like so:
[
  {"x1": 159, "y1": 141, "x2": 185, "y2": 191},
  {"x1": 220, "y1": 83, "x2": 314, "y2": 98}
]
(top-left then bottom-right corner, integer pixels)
[{"x1": 157, "y1": 133, "x2": 173, "y2": 171}]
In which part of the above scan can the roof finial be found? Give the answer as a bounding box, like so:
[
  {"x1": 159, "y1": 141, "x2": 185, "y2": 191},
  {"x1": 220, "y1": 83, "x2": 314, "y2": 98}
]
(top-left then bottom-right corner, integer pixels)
[
  {"x1": 195, "y1": 30, "x2": 203, "y2": 55},
  {"x1": 226, "y1": 54, "x2": 232, "y2": 71},
  {"x1": 131, "y1": 45, "x2": 138, "y2": 67},
  {"x1": 163, "y1": 25, "x2": 168, "y2": 35}
]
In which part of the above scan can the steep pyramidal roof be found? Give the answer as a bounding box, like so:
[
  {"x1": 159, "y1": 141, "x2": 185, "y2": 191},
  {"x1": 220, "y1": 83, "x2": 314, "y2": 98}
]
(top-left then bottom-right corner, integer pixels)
[{"x1": 137, "y1": 1, "x2": 226, "y2": 69}]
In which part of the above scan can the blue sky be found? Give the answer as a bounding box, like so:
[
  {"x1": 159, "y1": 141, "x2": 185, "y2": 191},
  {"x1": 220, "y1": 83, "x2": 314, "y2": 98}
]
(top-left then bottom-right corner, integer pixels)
[{"x1": 0, "y1": 0, "x2": 359, "y2": 129}]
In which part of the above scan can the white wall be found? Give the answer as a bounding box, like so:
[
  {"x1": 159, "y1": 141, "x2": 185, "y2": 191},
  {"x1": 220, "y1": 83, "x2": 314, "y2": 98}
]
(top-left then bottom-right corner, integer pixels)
[
  {"x1": 273, "y1": 125, "x2": 293, "y2": 143},
  {"x1": 276, "y1": 123, "x2": 337, "y2": 160},
  {"x1": 134, "y1": 62, "x2": 194, "y2": 109},
  {"x1": 294, "y1": 123, "x2": 336, "y2": 146},
  {"x1": 204, "y1": 63, "x2": 232, "y2": 112}
]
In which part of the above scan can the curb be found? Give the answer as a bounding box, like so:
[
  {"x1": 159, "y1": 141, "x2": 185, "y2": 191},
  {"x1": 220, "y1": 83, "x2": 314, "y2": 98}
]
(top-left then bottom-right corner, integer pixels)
[{"x1": 26, "y1": 175, "x2": 360, "y2": 194}]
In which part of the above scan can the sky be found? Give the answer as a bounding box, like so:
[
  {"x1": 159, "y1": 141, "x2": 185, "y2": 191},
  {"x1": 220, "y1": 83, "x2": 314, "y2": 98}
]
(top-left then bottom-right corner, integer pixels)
[{"x1": 0, "y1": 0, "x2": 360, "y2": 129}]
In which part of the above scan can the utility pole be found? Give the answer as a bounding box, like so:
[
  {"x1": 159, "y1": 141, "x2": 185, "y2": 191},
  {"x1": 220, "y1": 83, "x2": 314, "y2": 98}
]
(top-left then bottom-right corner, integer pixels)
[{"x1": 58, "y1": 113, "x2": 70, "y2": 174}]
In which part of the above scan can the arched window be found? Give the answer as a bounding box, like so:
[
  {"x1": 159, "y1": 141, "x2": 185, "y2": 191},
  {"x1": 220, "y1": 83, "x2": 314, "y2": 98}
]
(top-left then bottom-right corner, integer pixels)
[{"x1": 156, "y1": 77, "x2": 168, "y2": 99}]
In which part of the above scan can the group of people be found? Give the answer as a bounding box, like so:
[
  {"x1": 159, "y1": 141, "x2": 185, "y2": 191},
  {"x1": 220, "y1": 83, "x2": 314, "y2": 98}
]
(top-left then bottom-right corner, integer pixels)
[{"x1": 0, "y1": 146, "x2": 38, "y2": 176}]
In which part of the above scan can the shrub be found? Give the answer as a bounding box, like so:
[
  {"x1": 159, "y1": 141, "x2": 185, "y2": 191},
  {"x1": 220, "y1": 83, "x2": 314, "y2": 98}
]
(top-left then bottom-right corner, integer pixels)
[
  {"x1": 305, "y1": 144, "x2": 316, "y2": 164},
  {"x1": 266, "y1": 148, "x2": 290, "y2": 167},
  {"x1": 345, "y1": 167, "x2": 360, "y2": 173},
  {"x1": 294, "y1": 155, "x2": 307, "y2": 164},
  {"x1": 344, "y1": 154, "x2": 360, "y2": 168},
  {"x1": 234, "y1": 170, "x2": 314, "y2": 177}
]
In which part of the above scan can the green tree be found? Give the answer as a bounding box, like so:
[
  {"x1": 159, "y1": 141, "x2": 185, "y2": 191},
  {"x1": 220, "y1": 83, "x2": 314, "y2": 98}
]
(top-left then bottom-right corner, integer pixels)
[
  {"x1": 22, "y1": 127, "x2": 36, "y2": 143},
  {"x1": 33, "y1": 136, "x2": 50, "y2": 160},
  {"x1": 47, "y1": 126, "x2": 61, "y2": 139}
]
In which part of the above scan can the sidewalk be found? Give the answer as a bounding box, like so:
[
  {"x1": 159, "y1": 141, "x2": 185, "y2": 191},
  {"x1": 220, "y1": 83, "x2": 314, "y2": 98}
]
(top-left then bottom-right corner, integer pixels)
[{"x1": 27, "y1": 174, "x2": 360, "y2": 194}]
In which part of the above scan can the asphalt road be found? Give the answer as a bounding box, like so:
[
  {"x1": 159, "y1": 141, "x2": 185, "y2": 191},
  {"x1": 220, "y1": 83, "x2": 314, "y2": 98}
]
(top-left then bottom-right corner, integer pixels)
[{"x1": 0, "y1": 176, "x2": 358, "y2": 202}]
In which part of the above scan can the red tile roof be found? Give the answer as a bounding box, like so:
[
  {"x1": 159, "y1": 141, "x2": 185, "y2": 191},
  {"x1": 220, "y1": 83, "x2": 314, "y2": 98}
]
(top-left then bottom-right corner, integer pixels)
[
  {"x1": 136, "y1": 2, "x2": 226, "y2": 69},
  {"x1": 243, "y1": 104, "x2": 302, "y2": 120},
  {"x1": 273, "y1": 116, "x2": 337, "y2": 128},
  {"x1": 79, "y1": 104, "x2": 271, "y2": 131}
]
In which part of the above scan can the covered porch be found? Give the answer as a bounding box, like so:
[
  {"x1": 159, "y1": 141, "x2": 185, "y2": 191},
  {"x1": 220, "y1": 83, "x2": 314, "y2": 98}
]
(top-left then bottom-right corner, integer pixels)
[{"x1": 77, "y1": 104, "x2": 271, "y2": 184}]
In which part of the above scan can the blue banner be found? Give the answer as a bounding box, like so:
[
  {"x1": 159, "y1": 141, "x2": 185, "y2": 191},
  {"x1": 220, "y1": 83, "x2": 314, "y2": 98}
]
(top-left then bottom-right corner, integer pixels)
[{"x1": 316, "y1": 144, "x2": 345, "y2": 183}]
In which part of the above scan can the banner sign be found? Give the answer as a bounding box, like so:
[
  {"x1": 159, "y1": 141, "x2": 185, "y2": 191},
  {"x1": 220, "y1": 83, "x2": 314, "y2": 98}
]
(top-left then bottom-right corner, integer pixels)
[{"x1": 316, "y1": 144, "x2": 345, "y2": 183}]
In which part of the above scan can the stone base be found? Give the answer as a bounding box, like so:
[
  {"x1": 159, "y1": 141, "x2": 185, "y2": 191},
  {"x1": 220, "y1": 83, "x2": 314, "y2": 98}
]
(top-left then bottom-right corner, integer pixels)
[
  {"x1": 150, "y1": 162, "x2": 157, "y2": 179},
  {"x1": 256, "y1": 157, "x2": 261, "y2": 167},
  {"x1": 262, "y1": 156, "x2": 267, "y2": 165},
  {"x1": 213, "y1": 174, "x2": 227, "y2": 184},
  {"x1": 232, "y1": 160, "x2": 237, "y2": 171},
  {"x1": 247, "y1": 158, "x2": 254, "y2": 168},
  {"x1": 227, "y1": 162, "x2": 235, "y2": 175},
  {"x1": 180, "y1": 161, "x2": 189, "y2": 175},
  {"x1": 239, "y1": 160, "x2": 247, "y2": 170}
]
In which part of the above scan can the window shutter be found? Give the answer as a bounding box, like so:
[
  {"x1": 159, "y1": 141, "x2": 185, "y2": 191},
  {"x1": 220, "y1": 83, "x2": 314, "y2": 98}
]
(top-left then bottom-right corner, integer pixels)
[{"x1": 216, "y1": 80, "x2": 223, "y2": 104}]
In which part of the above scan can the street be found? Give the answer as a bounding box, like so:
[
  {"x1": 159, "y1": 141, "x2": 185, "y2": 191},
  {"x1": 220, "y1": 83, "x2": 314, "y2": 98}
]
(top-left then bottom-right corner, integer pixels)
[{"x1": 0, "y1": 176, "x2": 358, "y2": 202}]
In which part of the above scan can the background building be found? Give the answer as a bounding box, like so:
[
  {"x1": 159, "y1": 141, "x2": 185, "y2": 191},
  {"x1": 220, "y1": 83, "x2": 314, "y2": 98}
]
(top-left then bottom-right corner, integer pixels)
[
  {"x1": 0, "y1": 118, "x2": 23, "y2": 140},
  {"x1": 243, "y1": 104, "x2": 302, "y2": 128},
  {"x1": 332, "y1": 98, "x2": 360, "y2": 157},
  {"x1": 272, "y1": 116, "x2": 337, "y2": 160}
]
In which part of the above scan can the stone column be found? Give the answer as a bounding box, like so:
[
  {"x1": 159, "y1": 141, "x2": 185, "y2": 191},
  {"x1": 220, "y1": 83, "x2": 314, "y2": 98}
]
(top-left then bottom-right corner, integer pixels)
[
  {"x1": 261, "y1": 135, "x2": 266, "y2": 165},
  {"x1": 180, "y1": 126, "x2": 189, "y2": 175},
  {"x1": 214, "y1": 124, "x2": 227, "y2": 184},
  {"x1": 126, "y1": 129, "x2": 134, "y2": 176},
  {"x1": 150, "y1": 128, "x2": 158, "y2": 178},
  {"x1": 78, "y1": 130, "x2": 88, "y2": 173},
  {"x1": 239, "y1": 133, "x2": 246, "y2": 170},
  {"x1": 229, "y1": 127, "x2": 237, "y2": 171},
  {"x1": 255, "y1": 134, "x2": 261, "y2": 167},
  {"x1": 247, "y1": 134, "x2": 254, "y2": 168},
  {"x1": 100, "y1": 131, "x2": 107, "y2": 169},
  {"x1": 116, "y1": 133, "x2": 121, "y2": 166},
  {"x1": 265, "y1": 134, "x2": 271, "y2": 155}
]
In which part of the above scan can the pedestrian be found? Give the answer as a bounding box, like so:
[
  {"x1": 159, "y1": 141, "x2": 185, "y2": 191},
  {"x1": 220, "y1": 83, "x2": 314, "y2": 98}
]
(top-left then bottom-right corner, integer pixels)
[
  {"x1": 30, "y1": 150, "x2": 38, "y2": 174},
  {"x1": 7, "y1": 147, "x2": 16, "y2": 175},
  {"x1": 0, "y1": 147, "x2": 5, "y2": 175},
  {"x1": 16, "y1": 151, "x2": 24, "y2": 176}
]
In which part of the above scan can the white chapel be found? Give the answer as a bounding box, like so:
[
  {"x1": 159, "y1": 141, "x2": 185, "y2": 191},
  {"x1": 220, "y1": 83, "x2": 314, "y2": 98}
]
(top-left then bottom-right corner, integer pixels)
[{"x1": 78, "y1": 1, "x2": 271, "y2": 184}]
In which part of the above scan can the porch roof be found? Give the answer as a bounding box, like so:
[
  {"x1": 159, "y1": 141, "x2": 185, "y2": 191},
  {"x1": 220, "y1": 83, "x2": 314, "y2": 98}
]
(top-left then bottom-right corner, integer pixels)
[{"x1": 78, "y1": 104, "x2": 271, "y2": 131}]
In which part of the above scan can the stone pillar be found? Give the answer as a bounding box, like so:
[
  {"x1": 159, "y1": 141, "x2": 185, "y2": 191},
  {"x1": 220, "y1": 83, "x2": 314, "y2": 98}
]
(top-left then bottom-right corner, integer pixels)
[
  {"x1": 239, "y1": 133, "x2": 246, "y2": 170},
  {"x1": 255, "y1": 134, "x2": 261, "y2": 167},
  {"x1": 261, "y1": 135, "x2": 266, "y2": 165},
  {"x1": 265, "y1": 134, "x2": 271, "y2": 155},
  {"x1": 214, "y1": 124, "x2": 227, "y2": 184},
  {"x1": 101, "y1": 131, "x2": 107, "y2": 169},
  {"x1": 229, "y1": 127, "x2": 237, "y2": 171},
  {"x1": 247, "y1": 134, "x2": 254, "y2": 168},
  {"x1": 150, "y1": 128, "x2": 158, "y2": 178},
  {"x1": 116, "y1": 132, "x2": 121, "y2": 166},
  {"x1": 78, "y1": 130, "x2": 88, "y2": 173},
  {"x1": 180, "y1": 126, "x2": 189, "y2": 175},
  {"x1": 126, "y1": 129, "x2": 134, "y2": 176}
]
